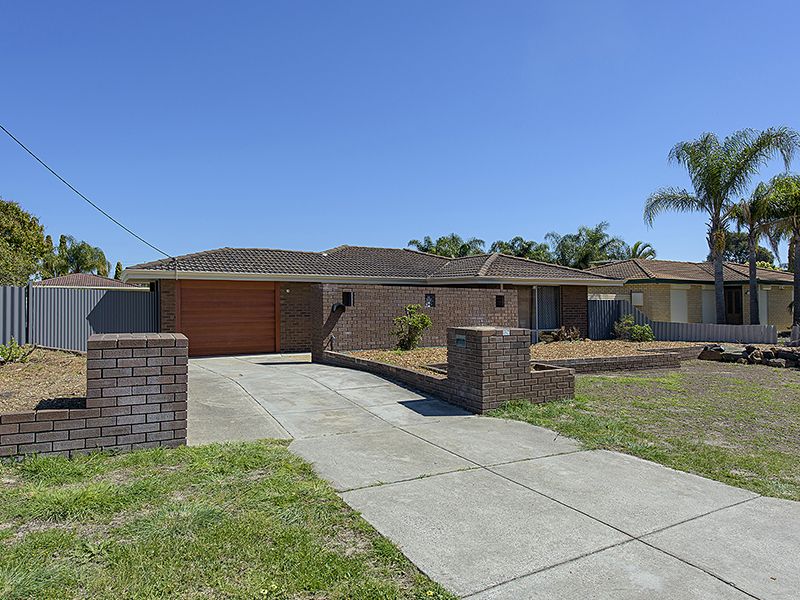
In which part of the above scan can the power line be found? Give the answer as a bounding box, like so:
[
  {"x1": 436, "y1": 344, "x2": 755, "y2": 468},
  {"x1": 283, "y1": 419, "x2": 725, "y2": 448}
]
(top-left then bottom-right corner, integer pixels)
[{"x1": 0, "y1": 123, "x2": 172, "y2": 259}]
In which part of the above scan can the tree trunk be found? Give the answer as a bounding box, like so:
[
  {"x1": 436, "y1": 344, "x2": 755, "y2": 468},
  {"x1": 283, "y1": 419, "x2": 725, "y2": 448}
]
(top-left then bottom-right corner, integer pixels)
[
  {"x1": 794, "y1": 231, "x2": 800, "y2": 326},
  {"x1": 748, "y1": 231, "x2": 759, "y2": 324},
  {"x1": 710, "y1": 226, "x2": 726, "y2": 324}
]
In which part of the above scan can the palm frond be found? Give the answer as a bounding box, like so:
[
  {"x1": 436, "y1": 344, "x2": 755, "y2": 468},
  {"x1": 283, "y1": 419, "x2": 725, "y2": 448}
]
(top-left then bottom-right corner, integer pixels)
[{"x1": 643, "y1": 188, "x2": 702, "y2": 226}]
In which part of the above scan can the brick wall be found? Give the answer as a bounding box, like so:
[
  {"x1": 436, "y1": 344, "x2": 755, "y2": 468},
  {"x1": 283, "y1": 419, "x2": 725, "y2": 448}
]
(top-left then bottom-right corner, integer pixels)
[
  {"x1": 280, "y1": 282, "x2": 313, "y2": 352},
  {"x1": 535, "y1": 352, "x2": 681, "y2": 373},
  {"x1": 320, "y1": 326, "x2": 574, "y2": 414},
  {"x1": 312, "y1": 283, "x2": 519, "y2": 353},
  {"x1": 159, "y1": 280, "x2": 177, "y2": 333},
  {"x1": 0, "y1": 333, "x2": 187, "y2": 459},
  {"x1": 561, "y1": 285, "x2": 588, "y2": 337}
]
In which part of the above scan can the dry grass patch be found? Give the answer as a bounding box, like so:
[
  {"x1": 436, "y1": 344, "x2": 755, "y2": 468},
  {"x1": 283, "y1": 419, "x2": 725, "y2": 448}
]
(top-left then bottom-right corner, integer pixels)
[{"x1": 0, "y1": 348, "x2": 86, "y2": 413}]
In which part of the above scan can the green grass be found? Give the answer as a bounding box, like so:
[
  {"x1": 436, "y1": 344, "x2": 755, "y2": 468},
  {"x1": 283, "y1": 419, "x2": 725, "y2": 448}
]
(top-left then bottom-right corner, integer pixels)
[
  {"x1": 490, "y1": 361, "x2": 800, "y2": 501},
  {"x1": 0, "y1": 441, "x2": 455, "y2": 600}
]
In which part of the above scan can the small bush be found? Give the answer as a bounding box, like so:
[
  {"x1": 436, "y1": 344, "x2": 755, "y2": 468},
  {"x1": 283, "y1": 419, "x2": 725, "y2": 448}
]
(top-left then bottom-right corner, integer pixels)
[
  {"x1": 392, "y1": 304, "x2": 432, "y2": 351},
  {"x1": 539, "y1": 326, "x2": 582, "y2": 343},
  {"x1": 613, "y1": 315, "x2": 654, "y2": 342},
  {"x1": 0, "y1": 338, "x2": 34, "y2": 363}
]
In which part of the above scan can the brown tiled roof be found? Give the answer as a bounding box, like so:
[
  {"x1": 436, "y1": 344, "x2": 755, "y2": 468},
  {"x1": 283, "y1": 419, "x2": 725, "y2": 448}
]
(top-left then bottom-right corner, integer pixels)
[
  {"x1": 587, "y1": 258, "x2": 794, "y2": 284},
  {"x1": 127, "y1": 246, "x2": 615, "y2": 283},
  {"x1": 35, "y1": 273, "x2": 139, "y2": 288}
]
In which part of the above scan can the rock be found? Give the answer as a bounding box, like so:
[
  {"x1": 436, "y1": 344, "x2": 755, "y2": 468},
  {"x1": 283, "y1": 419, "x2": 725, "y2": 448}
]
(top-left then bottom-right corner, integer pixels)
[
  {"x1": 748, "y1": 350, "x2": 763, "y2": 364},
  {"x1": 721, "y1": 350, "x2": 746, "y2": 363},
  {"x1": 762, "y1": 349, "x2": 775, "y2": 360},
  {"x1": 698, "y1": 347, "x2": 723, "y2": 361},
  {"x1": 736, "y1": 358, "x2": 748, "y2": 364},
  {"x1": 745, "y1": 345, "x2": 759, "y2": 354},
  {"x1": 774, "y1": 349, "x2": 800, "y2": 361},
  {"x1": 764, "y1": 358, "x2": 787, "y2": 368}
]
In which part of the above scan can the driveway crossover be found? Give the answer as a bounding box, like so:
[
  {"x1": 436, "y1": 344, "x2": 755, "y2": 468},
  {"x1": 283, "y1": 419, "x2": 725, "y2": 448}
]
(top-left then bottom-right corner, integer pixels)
[{"x1": 189, "y1": 355, "x2": 799, "y2": 599}]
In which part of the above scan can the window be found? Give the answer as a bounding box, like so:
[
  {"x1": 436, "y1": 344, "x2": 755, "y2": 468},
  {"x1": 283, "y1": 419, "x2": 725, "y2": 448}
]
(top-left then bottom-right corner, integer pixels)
[
  {"x1": 342, "y1": 291, "x2": 354, "y2": 307},
  {"x1": 495, "y1": 294, "x2": 505, "y2": 308},
  {"x1": 425, "y1": 293, "x2": 436, "y2": 308}
]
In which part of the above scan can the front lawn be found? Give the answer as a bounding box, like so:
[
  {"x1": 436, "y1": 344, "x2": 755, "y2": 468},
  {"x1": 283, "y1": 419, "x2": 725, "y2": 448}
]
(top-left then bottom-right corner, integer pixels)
[
  {"x1": 0, "y1": 440, "x2": 454, "y2": 599},
  {"x1": 490, "y1": 360, "x2": 800, "y2": 501}
]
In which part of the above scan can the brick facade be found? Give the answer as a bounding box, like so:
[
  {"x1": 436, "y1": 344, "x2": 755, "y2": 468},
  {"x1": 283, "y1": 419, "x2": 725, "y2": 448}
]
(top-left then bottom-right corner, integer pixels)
[
  {"x1": 320, "y1": 326, "x2": 574, "y2": 414},
  {"x1": 560, "y1": 285, "x2": 588, "y2": 337},
  {"x1": 279, "y1": 282, "x2": 313, "y2": 352},
  {"x1": 311, "y1": 283, "x2": 519, "y2": 353},
  {"x1": 159, "y1": 279, "x2": 177, "y2": 333},
  {"x1": 0, "y1": 333, "x2": 187, "y2": 459}
]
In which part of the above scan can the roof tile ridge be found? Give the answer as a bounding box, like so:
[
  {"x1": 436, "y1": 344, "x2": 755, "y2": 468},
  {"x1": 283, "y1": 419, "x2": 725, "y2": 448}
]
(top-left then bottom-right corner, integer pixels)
[
  {"x1": 477, "y1": 253, "x2": 500, "y2": 276},
  {"x1": 634, "y1": 259, "x2": 656, "y2": 279},
  {"x1": 497, "y1": 253, "x2": 617, "y2": 279}
]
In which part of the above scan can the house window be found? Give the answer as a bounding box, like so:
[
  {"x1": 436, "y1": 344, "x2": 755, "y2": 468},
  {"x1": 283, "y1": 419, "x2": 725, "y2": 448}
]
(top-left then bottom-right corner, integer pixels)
[
  {"x1": 495, "y1": 294, "x2": 505, "y2": 308},
  {"x1": 342, "y1": 291, "x2": 354, "y2": 307},
  {"x1": 425, "y1": 293, "x2": 436, "y2": 308}
]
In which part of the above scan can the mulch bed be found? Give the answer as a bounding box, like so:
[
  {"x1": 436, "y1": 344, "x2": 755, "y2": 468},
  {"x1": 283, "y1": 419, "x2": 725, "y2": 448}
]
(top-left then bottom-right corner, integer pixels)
[
  {"x1": 0, "y1": 348, "x2": 86, "y2": 413},
  {"x1": 350, "y1": 340, "x2": 706, "y2": 374}
]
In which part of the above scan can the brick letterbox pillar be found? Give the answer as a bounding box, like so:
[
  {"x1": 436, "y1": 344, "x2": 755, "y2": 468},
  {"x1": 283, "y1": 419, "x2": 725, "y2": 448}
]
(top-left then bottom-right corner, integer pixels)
[{"x1": 446, "y1": 326, "x2": 574, "y2": 413}]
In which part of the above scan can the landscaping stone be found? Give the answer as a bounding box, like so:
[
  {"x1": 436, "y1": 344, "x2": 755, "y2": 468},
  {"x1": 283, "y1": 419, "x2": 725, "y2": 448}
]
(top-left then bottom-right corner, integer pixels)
[
  {"x1": 697, "y1": 345, "x2": 724, "y2": 361},
  {"x1": 698, "y1": 344, "x2": 800, "y2": 369}
]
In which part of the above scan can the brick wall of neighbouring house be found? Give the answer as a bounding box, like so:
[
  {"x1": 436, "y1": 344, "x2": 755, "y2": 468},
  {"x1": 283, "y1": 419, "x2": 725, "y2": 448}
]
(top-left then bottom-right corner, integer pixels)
[
  {"x1": 0, "y1": 333, "x2": 187, "y2": 459},
  {"x1": 560, "y1": 285, "x2": 588, "y2": 337},
  {"x1": 280, "y1": 282, "x2": 313, "y2": 352},
  {"x1": 159, "y1": 280, "x2": 177, "y2": 333},
  {"x1": 311, "y1": 283, "x2": 519, "y2": 353}
]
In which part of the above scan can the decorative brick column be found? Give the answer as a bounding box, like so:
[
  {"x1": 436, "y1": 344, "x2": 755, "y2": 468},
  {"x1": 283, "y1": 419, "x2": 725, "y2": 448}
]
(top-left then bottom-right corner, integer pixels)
[
  {"x1": 85, "y1": 333, "x2": 188, "y2": 451},
  {"x1": 447, "y1": 326, "x2": 574, "y2": 413}
]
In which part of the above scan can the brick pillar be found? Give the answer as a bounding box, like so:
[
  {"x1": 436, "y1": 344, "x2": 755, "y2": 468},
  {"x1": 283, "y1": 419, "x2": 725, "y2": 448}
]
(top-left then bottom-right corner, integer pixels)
[
  {"x1": 560, "y1": 285, "x2": 588, "y2": 337},
  {"x1": 446, "y1": 326, "x2": 573, "y2": 413},
  {"x1": 86, "y1": 333, "x2": 188, "y2": 451}
]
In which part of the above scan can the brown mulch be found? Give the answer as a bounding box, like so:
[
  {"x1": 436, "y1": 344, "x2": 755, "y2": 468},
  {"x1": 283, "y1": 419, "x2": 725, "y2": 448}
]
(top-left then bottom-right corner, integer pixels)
[
  {"x1": 350, "y1": 340, "x2": 706, "y2": 374},
  {"x1": 0, "y1": 348, "x2": 86, "y2": 414}
]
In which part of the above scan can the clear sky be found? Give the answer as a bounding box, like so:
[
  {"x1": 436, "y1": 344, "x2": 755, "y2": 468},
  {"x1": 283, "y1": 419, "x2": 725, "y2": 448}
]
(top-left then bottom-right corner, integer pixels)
[{"x1": 3, "y1": 1, "x2": 799, "y2": 268}]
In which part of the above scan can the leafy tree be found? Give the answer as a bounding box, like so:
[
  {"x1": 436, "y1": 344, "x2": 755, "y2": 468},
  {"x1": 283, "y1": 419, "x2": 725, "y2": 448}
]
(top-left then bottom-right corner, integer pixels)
[
  {"x1": 705, "y1": 231, "x2": 775, "y2": 265},
  {"x1": 644, "y1": 128, "x2": 798, "y2": 323},
  {"x1": 0, "y1": 199, "x2": 50, "y2": 285},
  {"x1": 489, "y1": 236, "x2": 552, "y2": 262},
  {"x1": 626, "y1": 241, "x2": 656, "y2": 259},
  {"x1": 545, "y1": 222, "x2": 628, "y2": 269},
  {"x1": 114, "y1": 261, "x2": 123, "y2": 280},
  {"x1": 407, "y1": 234, "x2": 485, "y2": 257},
  {"x1": 392, "y1": 304, "x2": 432, "y2": 350},
  {"x1": 45, "y1": 235, "x2": 110, "y2": 277},
  {"x1": 768, "y1": 174, "x2": 800, "y2": 325}
]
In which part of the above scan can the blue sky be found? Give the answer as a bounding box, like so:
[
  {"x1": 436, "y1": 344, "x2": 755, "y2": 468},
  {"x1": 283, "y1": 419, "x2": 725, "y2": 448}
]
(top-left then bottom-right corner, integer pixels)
[{"x1": 3, "y1": 1, "x2": 799, "y2": 268}]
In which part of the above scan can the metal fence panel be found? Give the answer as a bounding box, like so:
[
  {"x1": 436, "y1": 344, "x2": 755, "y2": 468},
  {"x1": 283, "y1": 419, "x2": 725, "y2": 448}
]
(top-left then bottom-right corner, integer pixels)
[
  {"x1": 0, "y1": 286, "x2": 27, "y2": 345},
  {"x1": 28, "y1": 287, "x2": 159, "y2": 352},
  {"x1": 589, "y1": 299, "x2": 777, "y2": 344}
]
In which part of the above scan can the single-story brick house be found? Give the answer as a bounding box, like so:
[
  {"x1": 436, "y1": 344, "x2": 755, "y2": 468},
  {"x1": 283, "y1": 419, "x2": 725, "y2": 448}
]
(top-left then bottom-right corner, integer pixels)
[
  {"x1": 34, "y1": 273, "x2": 143, "y2": 290},
  {"x1": 123, "y1": 245, "x2": 620, "y2": 356},
  {"x1": 586, "y1": 258, "x2": 794, "y2": 330}
]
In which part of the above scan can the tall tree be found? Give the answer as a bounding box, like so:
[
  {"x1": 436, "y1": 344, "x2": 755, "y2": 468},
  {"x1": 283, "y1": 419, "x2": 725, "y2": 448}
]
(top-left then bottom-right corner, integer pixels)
[
  {"x1": 113, "y1": 261, "x2": 123, "y2": 280},
  {"x1": 0, "y1": 199, "x2": 50, "y2": 285},
  {"x1": 626, "y1": 241, "x2": 656, "y2": 259},
  {"x1": 47, "y1": 235, "x2": 110, "y2": 277},
  {"x1": 705, "y1": 231, "x2": 775, "y2": 265},
  {"x1": 769, "y1": 174, "x2": 800, "y2": 326},
  {"x1": 545, "y1": 222, "x2": 628, "y2": 269},
  {"x1": 644, "y1": 128, "x2": 798, "y2": 324},
  {"x1": 731, "y1": 183, "x2": 774, "y2": 324},
  {"x1": 489, "y1": 236, "x2": 552, "y2": 262},
  {"x1": 407, "y1": 234, "x2": 485, "y2": 257}
]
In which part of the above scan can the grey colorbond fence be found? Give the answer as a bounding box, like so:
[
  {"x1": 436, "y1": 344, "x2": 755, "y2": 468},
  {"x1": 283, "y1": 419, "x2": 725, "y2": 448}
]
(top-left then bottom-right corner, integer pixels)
[
  {"x1": 0, "y1": 285, "x2": 159, "y2": 352},
  {"x1": 589, "y1": 299, "x2": 777, "y2": 345}
]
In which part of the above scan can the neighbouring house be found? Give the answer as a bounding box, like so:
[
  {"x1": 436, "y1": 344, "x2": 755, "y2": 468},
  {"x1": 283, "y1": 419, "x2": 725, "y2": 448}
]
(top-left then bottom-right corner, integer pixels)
[
  {"x1": 123, "y1": 246, "x2": 620, "y2": 357},
  {"x1": 586, "y1": 259, "x2": 794, "y2": 330},
  {"x1": 34, "y1": 273, "x2": 143, "y2": 290}
]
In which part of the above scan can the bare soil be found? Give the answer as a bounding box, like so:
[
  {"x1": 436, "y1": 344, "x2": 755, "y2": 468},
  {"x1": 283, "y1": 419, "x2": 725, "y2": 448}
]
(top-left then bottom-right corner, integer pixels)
[
  {"x1": 0, "y1": 348, "x2": 86, "y2": 413},
  {"x1": 350, "y1": 340, "x2": 704, "y2": 373}
]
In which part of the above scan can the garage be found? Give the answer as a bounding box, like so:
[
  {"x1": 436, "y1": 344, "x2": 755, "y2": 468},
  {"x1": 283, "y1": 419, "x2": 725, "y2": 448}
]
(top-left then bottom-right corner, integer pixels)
[{"x1": 177, "y1": 280, "x2": 279, "y2": 357}]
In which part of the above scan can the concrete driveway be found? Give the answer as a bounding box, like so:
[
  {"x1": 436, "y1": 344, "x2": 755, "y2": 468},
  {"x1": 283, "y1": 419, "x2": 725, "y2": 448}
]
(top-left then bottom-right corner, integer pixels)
[{"x1": 189, "y1": 354, "x2": 799, "y2": 599}]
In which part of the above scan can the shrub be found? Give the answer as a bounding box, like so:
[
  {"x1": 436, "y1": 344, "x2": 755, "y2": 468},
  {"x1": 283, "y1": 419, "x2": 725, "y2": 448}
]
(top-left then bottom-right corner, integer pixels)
[
  {"x1": 613, "y1": 314, "x2": 654, "y2": 342},
  {"x1": 539, "y1": 326, "x2": 582, "y2": 343},
  {"x1": 0, "y1": 338, "x2": 33, "y2": 363},
  {"x1": 392, "y1": 304, "x2": 432, "y2": 351}
]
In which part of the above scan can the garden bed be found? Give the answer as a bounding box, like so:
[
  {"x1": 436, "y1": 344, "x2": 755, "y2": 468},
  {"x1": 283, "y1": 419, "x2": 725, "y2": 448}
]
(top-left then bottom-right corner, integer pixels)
[
  {"x1": 350, "y1": 340, "x2": 705, "y2": 374},
  {"x1": 0, "y1": 348, "x2": 86, "y2": 413}
]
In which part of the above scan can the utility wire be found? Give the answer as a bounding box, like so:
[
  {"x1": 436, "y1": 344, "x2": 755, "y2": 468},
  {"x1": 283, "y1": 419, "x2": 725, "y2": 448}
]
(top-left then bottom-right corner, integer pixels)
[{"x1": 0, "y1": 123, "x2": 172, "y2": 259}]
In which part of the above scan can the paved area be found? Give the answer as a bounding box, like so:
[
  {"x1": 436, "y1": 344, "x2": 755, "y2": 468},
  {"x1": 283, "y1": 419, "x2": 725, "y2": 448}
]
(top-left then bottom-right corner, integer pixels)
[{"x1": 189, "y1": 354, "x2": 799, "y2": 599}]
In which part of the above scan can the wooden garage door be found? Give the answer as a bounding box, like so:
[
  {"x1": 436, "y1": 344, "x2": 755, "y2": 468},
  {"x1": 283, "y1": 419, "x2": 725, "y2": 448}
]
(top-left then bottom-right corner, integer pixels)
[{"x1": 178, "y1": 280, "x2": 279, "y2": 356}]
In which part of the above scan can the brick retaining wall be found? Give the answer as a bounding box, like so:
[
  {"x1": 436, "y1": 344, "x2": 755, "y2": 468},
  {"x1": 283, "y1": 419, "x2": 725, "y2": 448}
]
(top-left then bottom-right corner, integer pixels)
[
  {"x1": 0, "y1": 333, "x2": 187, "y2": 459},
  {"x1": 535, "y1": 352, "x2": 680, "y2": 373}
]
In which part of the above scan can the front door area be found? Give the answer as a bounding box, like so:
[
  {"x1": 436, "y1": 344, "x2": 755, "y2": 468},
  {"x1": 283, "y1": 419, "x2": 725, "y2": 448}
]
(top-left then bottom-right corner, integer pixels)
[{"x1": 724, "y1": 287, "x2": 743, "y2": 325}]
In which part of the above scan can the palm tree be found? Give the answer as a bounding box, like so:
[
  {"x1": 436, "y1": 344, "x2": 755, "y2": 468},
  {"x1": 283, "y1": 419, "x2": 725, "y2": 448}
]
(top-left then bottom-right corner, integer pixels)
[
  {"x1": 489, "y1": 236, "x2": 552, "y2": 262},
  {"x1": 46, "y1": 235, "x2": 109, "y2": 277},
  {"x1": 768, "y1": 174, "x2": 800, "y2": 325},
  {"x1": 627, "y1": 241, "x2": 656, "y2": 259},
  {"x1": 407, "y1": 234, "x2": 485, "y2": 257},
  {"x1": 644, "y1": 128, "x2": 798, "y2": 324},
  {"x1": 731, "y1": 183, "x2": 773, "y2": 324},
  {"x1": 545, "y1": 222, "x2": 627, "y2": 269}
]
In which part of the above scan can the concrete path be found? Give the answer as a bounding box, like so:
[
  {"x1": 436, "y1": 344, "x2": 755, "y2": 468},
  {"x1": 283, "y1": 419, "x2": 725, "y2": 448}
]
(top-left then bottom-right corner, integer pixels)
[{"x1": 189, "y1": 355, "x2": 799, "y2": 599}]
